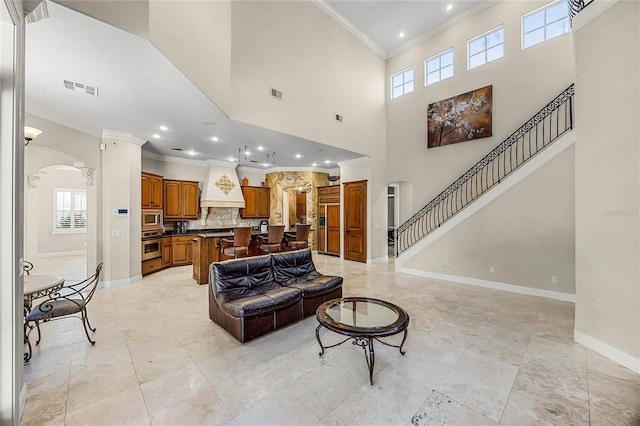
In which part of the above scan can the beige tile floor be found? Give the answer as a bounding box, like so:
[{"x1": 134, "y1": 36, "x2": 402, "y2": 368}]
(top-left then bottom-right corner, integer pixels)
[{"x1": 21, "y1": 254, "x2": 640, "y2": 425}]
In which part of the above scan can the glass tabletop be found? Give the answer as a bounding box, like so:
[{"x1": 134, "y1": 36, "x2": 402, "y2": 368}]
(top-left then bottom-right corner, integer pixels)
[
  {"x1": 326, "y1": 299, "x2": 399, "y2": 329},
  {"x1": 317, "y1": 297, "x2": 409, "y2": 335}
]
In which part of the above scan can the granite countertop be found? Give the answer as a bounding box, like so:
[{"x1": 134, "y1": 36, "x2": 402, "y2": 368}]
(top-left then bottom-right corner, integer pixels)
[{"x1": 164, "y1": 228, "x2": 267, "y2": 239}]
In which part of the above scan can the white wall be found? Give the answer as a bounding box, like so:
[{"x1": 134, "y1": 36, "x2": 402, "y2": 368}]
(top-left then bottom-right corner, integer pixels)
[
  {"x1": 386, "y1": 0, "x2": 575, "y2": 214},
  {"x1": 404, "y1": 146, "x2": 575, "y2": 294},
  {"x1": 574, "y1": 1, "x2": 640, "y2": 369},
  {"x1": 24, "y1": 113, "x2": 100, "y2": 277},
  {"x1": 35, "y1": 168, "x2": 87, "y2": 255}
]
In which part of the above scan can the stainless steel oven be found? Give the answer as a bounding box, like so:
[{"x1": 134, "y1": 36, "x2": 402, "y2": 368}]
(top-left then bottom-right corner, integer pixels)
[
  {"x1": 142, "y1": 209, "x2": 163, "y2": 231},
  {"x1": 141, "y1": 236, "x2": 162, "y2": 261}
]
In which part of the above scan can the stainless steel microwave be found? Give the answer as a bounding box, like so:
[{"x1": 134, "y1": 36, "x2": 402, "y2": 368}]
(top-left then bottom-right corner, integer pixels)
[{"x1": 141, "y1": 209, "x2": 163, "y2": 230}]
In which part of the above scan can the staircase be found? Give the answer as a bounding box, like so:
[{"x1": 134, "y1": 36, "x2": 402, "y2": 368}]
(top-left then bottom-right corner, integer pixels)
[{"x1": 395, "y1": 84, "x2": 575, "y2": 256}]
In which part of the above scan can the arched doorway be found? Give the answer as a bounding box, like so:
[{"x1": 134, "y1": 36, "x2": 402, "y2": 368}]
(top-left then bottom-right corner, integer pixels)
[{"x1": 25, "y1": 160, "x2": 91, "y2": 279}]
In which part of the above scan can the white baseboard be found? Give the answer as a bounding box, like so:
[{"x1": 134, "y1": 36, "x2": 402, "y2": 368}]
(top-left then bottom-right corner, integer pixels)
[
  {"x1": 20, "y1": 383, "x2": 27, "y2": 421},
  {"x1": 37, "y1": 250, "x2": 87, "y2": 258},
  {"x1": 574, "y1": 330, "x2": 640, "y2": 374},
  {"x1": 101, "y1": 275, "x2": 142, "y2": 288},
  {"x1": 396, "y1": 266, "x2": 576, "y2": 303},
  {"x1": 368, "y1": 256, "x2": 389, "y2": 264}
]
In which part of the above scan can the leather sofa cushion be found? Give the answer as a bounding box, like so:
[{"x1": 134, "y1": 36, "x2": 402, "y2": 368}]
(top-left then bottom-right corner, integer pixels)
[
  {"x1": 219, "y1": 281, "x2": 301, "y2": 317},
  {"x1": 284, "y1": 274, "x2": 343, "y2": 298},
  {"x1": 213, "y1": 255, "x2": 275, "y2": 293},
  {"x1": 272, "y1": 249, "x2": 316, "y2": 284}
]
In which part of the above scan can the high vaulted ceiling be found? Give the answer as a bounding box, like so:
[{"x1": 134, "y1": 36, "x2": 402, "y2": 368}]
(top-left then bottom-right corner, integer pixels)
[{"x1": 26, "y1": 1, "x2": 497, "y2": 169}]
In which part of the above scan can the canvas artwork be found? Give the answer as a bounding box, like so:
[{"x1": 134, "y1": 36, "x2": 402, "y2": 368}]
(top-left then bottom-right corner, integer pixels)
[{"x1": 427, "y1": 85, "x2": 493, "y2": 148}]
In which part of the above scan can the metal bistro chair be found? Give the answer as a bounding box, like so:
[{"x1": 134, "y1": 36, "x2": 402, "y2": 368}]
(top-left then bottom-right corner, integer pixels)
[
  {"x1": 25, "y1": 262, "x2": 103, "y2": 348},
  {"x1": 23, "y1": 260, "x2": 34, "y2": 275},
  {"x1": 220, "y1": 226, "x2": 253, "y2": 259},
  {"x1": 257, "y1": 225, "x2": 286, "y2": 254},
  {"x1": 284, "y1": 223, "x2": 311, "y2": 250}
]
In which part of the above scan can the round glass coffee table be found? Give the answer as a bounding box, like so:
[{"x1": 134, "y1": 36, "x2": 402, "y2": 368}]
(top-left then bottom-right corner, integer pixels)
[{"x1": 315, "y1": 297, "x2": 410, "y2": 385}]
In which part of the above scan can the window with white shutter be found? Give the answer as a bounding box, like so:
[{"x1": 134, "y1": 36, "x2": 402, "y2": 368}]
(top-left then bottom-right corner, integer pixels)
[{"x1": 53, "y1": 188, "x2": 87, "y2": 234}]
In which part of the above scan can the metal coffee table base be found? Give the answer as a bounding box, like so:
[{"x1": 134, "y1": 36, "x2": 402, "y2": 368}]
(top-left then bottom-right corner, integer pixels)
[{"x1": 315, "y1": 324, "x2": 408, "y2": 385}]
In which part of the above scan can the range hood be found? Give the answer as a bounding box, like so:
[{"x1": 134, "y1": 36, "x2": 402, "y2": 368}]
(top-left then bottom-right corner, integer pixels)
[{"x1": 200, "y1": 161, "x2": 245, "y2": 224}]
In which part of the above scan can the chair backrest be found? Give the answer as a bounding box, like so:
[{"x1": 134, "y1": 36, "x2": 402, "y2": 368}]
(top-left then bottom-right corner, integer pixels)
[
  {"x1": 267, "y1": 225, "x2": 285, "y2": 244},
  {"x1": 23, "y1": 260, "x2": 34, "y2": 275},
  {"x1": 233, "y1": 227, "x2": 253, "y2": 247},
  {"x1": 66, "y1": 262, "x2": 103, "y2": 304},
  {"x1": 295, "y1": 224, "x2": 311, "y2": 241}
]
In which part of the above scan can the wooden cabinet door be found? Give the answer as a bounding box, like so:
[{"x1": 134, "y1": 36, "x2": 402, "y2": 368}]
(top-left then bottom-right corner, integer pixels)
[
  {"x1": 257, "y1": 187, "x2": 270, "y2": 218},
  {"x1": 164, "y1": 180, "x2": 182, "y2": 219},
  {"x1": 240, "y1": 186, "x2": 257, "y2": 218},
  {"x1": 344, "y1": 181, "x2": 367, "y2": 263},
  {"x1": 141, "y1": 174, "x2": 151, "y2": 208},
  {"x1": 172, "y1": 237, "x2": 192, "y2": 265},
  {"x1": 150, "y1": 175, "x2": 163, "y2": 208},
  {"x1": 191, "y1": 237, "x2": 201, "y2": 282},
  {"x1": 326, "y1": 204, "x2": 341, "y2": 255},
  {"x1": 182, "y1": 181, "x2": 200, "y2": 219},
  {"x1": 162, "y1": 237, "x2": 172, "y2": 268}
]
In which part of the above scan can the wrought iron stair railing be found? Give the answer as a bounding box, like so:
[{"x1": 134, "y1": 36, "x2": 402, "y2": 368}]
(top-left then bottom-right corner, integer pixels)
[{"x1": 396, "y1": 84, "x2": 575, "y2": 256}]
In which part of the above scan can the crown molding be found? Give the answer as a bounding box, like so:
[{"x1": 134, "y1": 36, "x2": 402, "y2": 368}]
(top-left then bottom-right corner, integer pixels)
[
  {"x1": 338, "y1": 156, "x2": 370, "y2": 167},
  {"x1": 141, "y1": 150, "x2": 208, "y2": 166},
  {"x1": 311, "y1": 0, "x2": 386, "y2": 59},
  {"x1": 102, "y1": 129, "x2": 145, "y2": 146},
  {"x1": 387, "y1": 1, "x2": 499, "y2": 59}
]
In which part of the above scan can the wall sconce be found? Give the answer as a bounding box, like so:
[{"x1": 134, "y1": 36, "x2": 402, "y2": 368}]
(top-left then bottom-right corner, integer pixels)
[{"x1": 24, "y1": 126, "x2": 43, "y2": 146}]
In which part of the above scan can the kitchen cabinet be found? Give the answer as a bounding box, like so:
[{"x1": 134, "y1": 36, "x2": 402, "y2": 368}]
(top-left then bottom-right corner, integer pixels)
[
  {"x1": 164, "y1": 179, "x2": 200, "y2": 220},
  {"x1": 317, "y1": 185, "x2": 341, "y2": 256},
  {"x1": 142, "y1": 258, "x2": 162, "y2": 276},
  {"x1": 296, "y1": 192, "x2": 307, "y2": 218},
  {"x1": 141, "y1": 172, "x2": 163, "y2": 209},
  {"x1": 192, "y1": 236, "x2": 221, "y2": 285},
  {"x1": 171, "y1": 235, "x2": 193, "y2": 266},
  {"x1": 239, "y1": 186, "x2": 270, "y2": 219},
  {"x1": 162, "y1": 236, "x2": 172, "y2": 268}
]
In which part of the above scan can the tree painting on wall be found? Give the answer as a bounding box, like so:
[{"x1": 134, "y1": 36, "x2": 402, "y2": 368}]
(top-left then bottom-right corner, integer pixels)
[{"x1": 427, "y1": 85, "x2": 492, "y2": 148}]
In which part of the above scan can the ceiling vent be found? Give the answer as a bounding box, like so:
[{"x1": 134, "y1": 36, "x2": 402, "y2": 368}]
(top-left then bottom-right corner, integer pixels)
[
  {"x1": 335, "y1": 114, "x2": 344, "y2": 123},
  {"x1": 270, "y1": 87, "x2": 283, "y2": 100},
  {"x1": 63, "y1": 79, "x2": 99, "y2": 97},
  {"x1": 171, "y1": 147, "x2": 183, "y2": 151}
]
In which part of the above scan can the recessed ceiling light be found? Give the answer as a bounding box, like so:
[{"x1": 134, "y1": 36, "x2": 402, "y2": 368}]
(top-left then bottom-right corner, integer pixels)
[
  {"x1": 187, "y1": 151, "x2": 197, "y2": 156},
  {"x1": 324, "y1": 160, "x2": 331, "y2": 164},
  {"x1": 399, "y1": 32, "x2": 405, "y2": 38},
  {"x1": 159, "y1": 125, "x2": 168, "y2": 131},
  {"x1": 446, "y1": 4, "x2": 453, "y2": 11},
  {"x1": 295, "y1": 154, "x2": 302, "y2": 158},
  {"x1": 245, "y1": 150, "x2": 251, "y2": 156},
  {"x1": 312, "y1": 163, "x2": 317, "y2": 167},
  {"x1": 211, "y1": 137, "x2": 219, "y2": 142},
  {"x1": 257, "y1": 146, "x2": 264, "y2": 151},
  {"x1": 228, "y1": 157, "x2": 235, "y2": 162},
  {"x1": 152, "y1": 134, "x2": 160, "y2": 139}
]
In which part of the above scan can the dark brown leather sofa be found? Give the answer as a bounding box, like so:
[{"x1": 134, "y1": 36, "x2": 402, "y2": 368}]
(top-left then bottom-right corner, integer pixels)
[{"x1": 209, "y1": 249, "x2": 343, "y2": 343}]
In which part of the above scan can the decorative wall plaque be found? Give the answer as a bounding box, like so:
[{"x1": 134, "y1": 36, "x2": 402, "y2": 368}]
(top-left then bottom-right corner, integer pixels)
[{"x1": 215, "y1": 174, "x2": 235, "y2": 195}]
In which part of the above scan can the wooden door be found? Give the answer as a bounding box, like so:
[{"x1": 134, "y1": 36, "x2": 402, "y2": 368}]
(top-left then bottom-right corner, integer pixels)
[
  {"x1": 257, "y1": 187, "x2": 270, "y2": 218},
  {"x1": 240, "y1": 187, "x2": 257, "y2": 218},
  {"x1": 344, "y1": 181, "x2": 367, "y2": 263},
  {"x1": 163, "y1": 180, "x2": 181, "y2": 219},
  {"x1": 162, "y1": 237, "x2": 172, "y2": 268},
  {"x1": 150, "y1": 175, "x2": 163, "y2": 208},
  {"x1": 172, "y1": 237, "x2": 192, "y2": 265},
  {"x1": 182, "y1": 181, "x2": 200, "y2": 219},
  {"x1": 141, "y1": 174, "x2": 151, "y2": 208},
  {"x1": 317, "y1": 204, "x2": 326, "y2": 252},
  {"x1": 191, "y1": 237, "x2": 201, "y2": 282},
  {"x1": 326, "y1": 204, "x2": 341, "y2": 255}
]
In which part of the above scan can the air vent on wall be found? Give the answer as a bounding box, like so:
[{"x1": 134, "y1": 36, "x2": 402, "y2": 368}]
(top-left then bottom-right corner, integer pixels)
[
  {"x1": 63, "y1": 79, "x2": 99, "y2": 97},
  {"x1": 270, "y1": 87, "x2": 283, "y2": 100},
  {"x1": 335, "y1": 114, "x2": 343, "y2": 123}
]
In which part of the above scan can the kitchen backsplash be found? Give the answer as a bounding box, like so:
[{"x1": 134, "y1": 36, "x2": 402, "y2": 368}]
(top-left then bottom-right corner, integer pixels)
[{"x1": 185, "y1": 207, "x2": 255, "y2": 230}]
